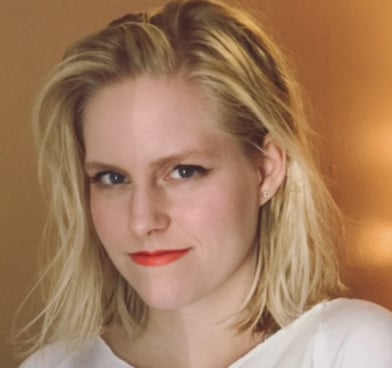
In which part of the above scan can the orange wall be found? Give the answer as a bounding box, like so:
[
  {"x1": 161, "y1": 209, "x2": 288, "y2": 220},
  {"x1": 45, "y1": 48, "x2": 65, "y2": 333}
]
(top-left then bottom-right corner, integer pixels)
[
  {"x1": 1, "y1": 1, "x2": 391, "y2": 366},
  {"x1": 255, "y1": 0, "x2": 392, "y2": 306}
]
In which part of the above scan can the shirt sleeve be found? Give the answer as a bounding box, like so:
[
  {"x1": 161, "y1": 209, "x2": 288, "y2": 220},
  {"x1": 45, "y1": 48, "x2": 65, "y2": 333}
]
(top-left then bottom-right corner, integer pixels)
[
  {"x1": 19, "y1": 342, "x2": 74, "y2": 368},
  {"x1": 319, "y1": 299, "x2": 392, "y2": 367}
]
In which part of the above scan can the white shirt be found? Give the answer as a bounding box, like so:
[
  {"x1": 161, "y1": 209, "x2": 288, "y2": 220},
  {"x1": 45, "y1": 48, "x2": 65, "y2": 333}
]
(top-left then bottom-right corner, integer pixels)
[{"x1": 20, "y1": 298, "x2": 392, "y2": 367}]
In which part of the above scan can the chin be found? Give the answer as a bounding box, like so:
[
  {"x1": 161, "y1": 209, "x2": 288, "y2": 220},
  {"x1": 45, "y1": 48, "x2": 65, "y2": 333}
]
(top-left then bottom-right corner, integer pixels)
[
  {"x1": 139, "y1": 291, "x2": 193, "y2": 311},
  {"x1": 133, "y1": 282, "x2": 199, "y2": 312}
]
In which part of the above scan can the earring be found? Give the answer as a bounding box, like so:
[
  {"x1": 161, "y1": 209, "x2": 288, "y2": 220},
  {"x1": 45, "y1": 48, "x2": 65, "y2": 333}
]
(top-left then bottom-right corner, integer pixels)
[{"x1": 262, "y1": 191, "x2": 269, "y2": 198}]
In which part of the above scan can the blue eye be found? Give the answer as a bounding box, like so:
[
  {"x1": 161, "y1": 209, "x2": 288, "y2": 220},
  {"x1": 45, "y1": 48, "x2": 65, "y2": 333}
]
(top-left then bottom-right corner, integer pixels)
[
  {"x1": 169, "y1": 165, "x2": 208, "y2": 180},
  {"x1": 91, "y1": 171, "x2": 127, "y2": 186}
]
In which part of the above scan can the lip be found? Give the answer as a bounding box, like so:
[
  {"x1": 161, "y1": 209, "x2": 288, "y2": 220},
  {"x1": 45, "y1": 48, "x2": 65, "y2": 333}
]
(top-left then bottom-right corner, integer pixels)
[{"x1": 129, "y1": 249, "x2": 190, "y2": 267}]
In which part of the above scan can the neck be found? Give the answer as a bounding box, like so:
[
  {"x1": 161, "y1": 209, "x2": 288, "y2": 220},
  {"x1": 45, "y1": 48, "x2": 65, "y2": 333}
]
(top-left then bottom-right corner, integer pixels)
[
  {"x1": 105, "y1": 248, "x2": 265, "y2": 367},
  {"x1": 128, "y1": 308, "x2": 263, "y2": 368}
]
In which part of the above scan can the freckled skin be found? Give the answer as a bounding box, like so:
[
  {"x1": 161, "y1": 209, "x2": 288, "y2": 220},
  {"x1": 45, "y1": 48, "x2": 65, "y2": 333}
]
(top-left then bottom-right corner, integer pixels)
[{"x1": 83, "y1": 76, "x2": 263, "y2": 312}]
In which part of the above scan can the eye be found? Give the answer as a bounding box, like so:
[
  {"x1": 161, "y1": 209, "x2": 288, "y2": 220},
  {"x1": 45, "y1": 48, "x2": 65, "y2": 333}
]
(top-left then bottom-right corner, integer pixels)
[
  {"x1": 168, "y1": 165, "x2": 209, "y2": 180},
  {"x1": 90, "y1": 171, "x2": 128, "y2": 186}
]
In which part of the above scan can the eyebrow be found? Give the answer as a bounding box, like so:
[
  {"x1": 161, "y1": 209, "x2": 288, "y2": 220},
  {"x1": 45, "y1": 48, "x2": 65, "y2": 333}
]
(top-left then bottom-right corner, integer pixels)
[
  {"x1": 149, "y1": 149, "x2": 217, "y2": 170},
  {"x1": 84, "y1": 149, "x2": 217, "y2": 173},
  {"x1": 84, "y1": 162, "x2": 127, "y2": 175}
]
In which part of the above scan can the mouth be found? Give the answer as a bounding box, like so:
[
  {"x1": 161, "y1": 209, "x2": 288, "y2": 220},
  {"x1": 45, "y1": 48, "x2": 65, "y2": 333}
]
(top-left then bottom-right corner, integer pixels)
[{"x1": 129, "y1": 248, "x2": 191, "y2": 267}]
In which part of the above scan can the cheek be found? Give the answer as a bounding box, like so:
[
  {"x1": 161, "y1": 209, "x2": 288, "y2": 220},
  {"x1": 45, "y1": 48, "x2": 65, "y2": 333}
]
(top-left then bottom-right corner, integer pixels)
[
  {"x1": 90, "y1": 192, "x2": 106, "y2": 230},
  {"x1": 173, "y1": 178, "x2": 260, "y2": 247},
  {"x1": 219, "y1": 185, "x2": 260, "y2": 242},
  {"x1": 219, "y1": 177, "x2": 260, "y2": 247},
  {"x1": 89, "y1": 193, "x2": 127, "y2": 250}
]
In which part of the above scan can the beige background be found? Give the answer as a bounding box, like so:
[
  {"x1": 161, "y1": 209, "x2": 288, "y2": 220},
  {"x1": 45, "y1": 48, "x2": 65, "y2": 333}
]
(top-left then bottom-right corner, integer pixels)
[{"x1": 1, "y1": 0, "x2": 391, "y2": 366}]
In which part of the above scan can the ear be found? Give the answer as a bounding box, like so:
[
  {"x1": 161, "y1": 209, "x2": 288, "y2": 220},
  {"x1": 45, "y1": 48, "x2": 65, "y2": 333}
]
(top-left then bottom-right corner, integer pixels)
[{"x1": 254, "y1": 135, "x2": 286, "y2": 206}]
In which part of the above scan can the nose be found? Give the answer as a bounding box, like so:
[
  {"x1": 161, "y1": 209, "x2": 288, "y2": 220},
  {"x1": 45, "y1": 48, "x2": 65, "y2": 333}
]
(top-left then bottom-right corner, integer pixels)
[{"x1": 128, "y1": 185, "x2": 170, "y2": 238}]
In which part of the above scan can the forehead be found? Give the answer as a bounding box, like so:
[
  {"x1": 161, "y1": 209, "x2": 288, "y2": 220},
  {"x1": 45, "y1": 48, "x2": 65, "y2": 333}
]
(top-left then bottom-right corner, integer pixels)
[
  {"x1": 84, "y1": 75, "x2": 217, "y2": 131},
  {"x1": 82, "y1": 76, "x2": 237, "y2": 164}
]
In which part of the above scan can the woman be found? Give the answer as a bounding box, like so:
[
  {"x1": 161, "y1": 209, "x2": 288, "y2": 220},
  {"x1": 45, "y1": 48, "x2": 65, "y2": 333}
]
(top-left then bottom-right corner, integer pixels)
[{"x1": 19, "y1": 0, "x2": 392, "y2": 367}]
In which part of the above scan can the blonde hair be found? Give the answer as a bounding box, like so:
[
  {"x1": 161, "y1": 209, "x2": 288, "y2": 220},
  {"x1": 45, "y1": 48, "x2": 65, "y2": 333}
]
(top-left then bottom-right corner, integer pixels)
[{"x1": 18, "y1": 0, "x2": 342, "y2": 355}]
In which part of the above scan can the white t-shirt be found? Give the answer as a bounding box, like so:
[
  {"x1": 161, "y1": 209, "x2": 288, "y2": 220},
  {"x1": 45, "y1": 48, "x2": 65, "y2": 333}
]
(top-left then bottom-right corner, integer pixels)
[{"x1": 20, "y1": 298, "x2": 392, "y2": 367}]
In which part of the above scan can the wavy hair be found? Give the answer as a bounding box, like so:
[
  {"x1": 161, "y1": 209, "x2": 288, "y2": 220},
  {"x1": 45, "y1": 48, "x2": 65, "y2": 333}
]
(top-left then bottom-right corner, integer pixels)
[{"x1": 18, "y1": 0, "x2": 342, "y2": 355}]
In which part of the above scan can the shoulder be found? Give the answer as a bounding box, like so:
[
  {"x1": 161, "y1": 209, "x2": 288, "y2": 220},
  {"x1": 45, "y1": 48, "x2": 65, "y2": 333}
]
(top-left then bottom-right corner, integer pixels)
[
  {"x1": 320, "y1": 298, "x2": 392, "y2": 332},
  {"x1": 19, "y1": 337, "x2": 123, "y2": 368},
  {"x1": 19, "y1": 342, "x2": 71, "y2": 368},
  {"x1": 316, "y1": 298, "x2": 392, "y2": 366}
]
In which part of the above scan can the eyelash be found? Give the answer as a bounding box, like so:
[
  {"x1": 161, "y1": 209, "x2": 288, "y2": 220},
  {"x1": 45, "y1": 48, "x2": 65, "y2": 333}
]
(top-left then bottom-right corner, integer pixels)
[
  {"x1": 168, "y1": 165, "x2": 209, "y2": 180},
  {"x1": 88, "y1": 165, "x2": 210, "y2": 188},
  {"x1": 89, "y1": 171, "x2": 128, "y2": 187}
]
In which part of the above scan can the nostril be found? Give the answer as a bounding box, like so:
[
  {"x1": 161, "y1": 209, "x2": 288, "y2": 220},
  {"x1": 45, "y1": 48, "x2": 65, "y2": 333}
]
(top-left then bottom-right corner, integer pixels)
[{"x1": 128, "y1": 190, "x2": 170, "y2": 237}]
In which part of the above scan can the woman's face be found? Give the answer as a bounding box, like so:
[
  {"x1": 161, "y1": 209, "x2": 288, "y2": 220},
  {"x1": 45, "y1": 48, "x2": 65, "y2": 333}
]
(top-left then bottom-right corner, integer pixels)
[{"x1": 83, "y1": 76, "x2": 264, "y2": 312}]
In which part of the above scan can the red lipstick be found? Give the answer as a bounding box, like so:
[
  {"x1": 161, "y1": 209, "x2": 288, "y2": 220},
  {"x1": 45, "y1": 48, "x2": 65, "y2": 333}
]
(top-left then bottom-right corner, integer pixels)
[{"x1": 130, "y1": 249, "x2": 190, "y2": 267}]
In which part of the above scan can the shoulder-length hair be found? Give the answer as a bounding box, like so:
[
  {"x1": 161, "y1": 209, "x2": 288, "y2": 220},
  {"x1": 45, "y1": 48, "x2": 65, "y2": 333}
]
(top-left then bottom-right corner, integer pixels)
[{"x1": 19, "y1": 0, "x2": 342, "y2": 355}]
